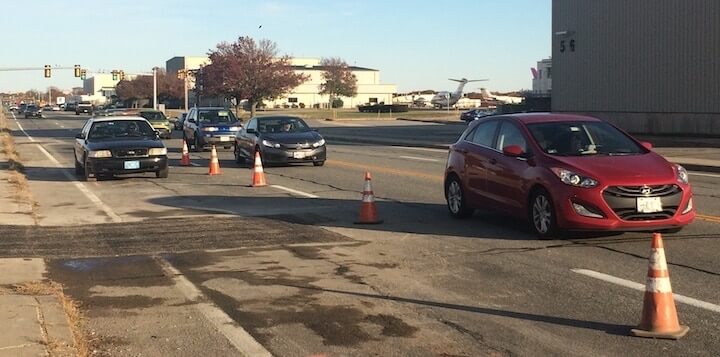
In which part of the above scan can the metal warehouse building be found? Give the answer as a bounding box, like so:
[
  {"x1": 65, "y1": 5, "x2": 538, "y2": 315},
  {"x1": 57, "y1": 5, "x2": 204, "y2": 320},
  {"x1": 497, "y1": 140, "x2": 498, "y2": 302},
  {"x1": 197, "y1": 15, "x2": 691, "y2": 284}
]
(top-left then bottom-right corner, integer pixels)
[{"x1": 552, "y1": 0, "x2": 720, "y2": 135}]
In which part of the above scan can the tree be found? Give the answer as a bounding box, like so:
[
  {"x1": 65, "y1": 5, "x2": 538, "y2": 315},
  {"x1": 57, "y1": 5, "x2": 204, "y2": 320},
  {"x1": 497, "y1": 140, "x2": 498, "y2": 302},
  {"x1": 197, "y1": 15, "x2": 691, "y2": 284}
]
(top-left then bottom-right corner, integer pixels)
[
  {"x1": 318, "y1": 57, "x2": 358, "y2": 109},
  {"x1": 200, "y1": 36, "x2": 309, "y2": 117},
  {"x1": 116, "y1": 71, "x2": 183, "y2": 107}
]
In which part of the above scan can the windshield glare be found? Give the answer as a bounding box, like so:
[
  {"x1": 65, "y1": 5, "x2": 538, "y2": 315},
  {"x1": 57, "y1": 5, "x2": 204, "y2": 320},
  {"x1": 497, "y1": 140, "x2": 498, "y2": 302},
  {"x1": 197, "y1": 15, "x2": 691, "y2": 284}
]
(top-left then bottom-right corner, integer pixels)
[
  {"x1": 88, "y1": 120, "x2": 156, "y2": 140},
  {"x1": 258, "y1": 117, "x2": 310, "y2": 133},
  {"x1": 140, "y1": 111, "x2": 167, "y2": 121},
  {"x1": 198, "y1": 110, "x2": 237, "y2": 124},
  {"x1": 527, "y1": 121, "x2": 644, "y2": 156}
]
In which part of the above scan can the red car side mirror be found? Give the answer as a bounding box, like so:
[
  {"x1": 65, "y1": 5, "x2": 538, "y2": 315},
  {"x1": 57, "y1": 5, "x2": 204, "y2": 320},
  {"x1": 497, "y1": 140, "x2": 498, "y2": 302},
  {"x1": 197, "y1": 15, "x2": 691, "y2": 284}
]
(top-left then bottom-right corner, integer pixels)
[
  {"x1": 503, "y1": 145, "x2": 524, "y2": 157},
  {"x1": 640, "y1": 141, "x2": 653, "y2": 150}
]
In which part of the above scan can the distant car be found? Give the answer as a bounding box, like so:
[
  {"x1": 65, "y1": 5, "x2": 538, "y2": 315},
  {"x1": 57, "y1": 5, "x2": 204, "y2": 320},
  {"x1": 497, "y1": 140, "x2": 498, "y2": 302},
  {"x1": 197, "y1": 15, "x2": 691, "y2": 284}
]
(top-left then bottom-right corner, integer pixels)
[
  {"x1": 9, "y1": 104, "x2": 18, "y2": 111},
  {"x1": 76, "y1": 102, "x2": 93, "y2": 115},
  {"x1": 73, "y1": 117, "x2": 169, "y2": 181},
  {"x1": 234, "y1": 115, "x2": 326, "y2": 166},
  {"x1": 460, "y1": 108, "x2": 496, "y2": 123},
  {"x1": 42, "y1": 105, "x2": 53, "y2": 111},
  {"x1": 137, "y1": 110, "x2": 172, "y2": 139},
  {"x1": 18, "y1": 103, "x2": 28, "y2": 114},
  {"x1": 173, "y1": 112, "x2": 187, "y2": 130},
  {"x1": 51, "y1": 105, "x2": 61, "y2": 111},
  {"x1": 65, "y1": 102, "x2": 77, "y2": 112},
  {"x1": 24, "y1": 105, "x2": 43, "y2": 118},
  {"x1": 183, "y1": 107, "x2": 242, "y2": 151},
  {"x1": 444, "y1": 113, "x2": 695, "y2": 238}
]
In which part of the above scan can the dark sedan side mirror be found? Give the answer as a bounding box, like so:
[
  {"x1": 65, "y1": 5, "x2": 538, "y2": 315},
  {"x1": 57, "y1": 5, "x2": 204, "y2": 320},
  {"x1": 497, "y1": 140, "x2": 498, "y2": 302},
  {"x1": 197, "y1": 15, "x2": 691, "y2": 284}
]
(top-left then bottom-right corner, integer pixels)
[
  {"x1": 502, "y1": 145, "x2": 525, "y2": 157},
  {"x1": 188, "y1": 119, "x2": 196, "y2": 124},
  {"x1": 640, "y1": 141, "x2": 653, "y2": 150},
  {"x1": 75, "y1": 133, "x2": 84, "y2": 139}
]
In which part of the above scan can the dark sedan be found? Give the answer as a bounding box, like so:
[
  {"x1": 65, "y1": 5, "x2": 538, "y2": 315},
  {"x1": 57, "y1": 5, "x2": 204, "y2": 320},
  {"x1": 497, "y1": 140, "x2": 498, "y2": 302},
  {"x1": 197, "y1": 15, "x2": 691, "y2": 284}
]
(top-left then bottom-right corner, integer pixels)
[
  {"x1": 74, "y1": 117, "x2": 169, "y2": 181},
  {"x1": 24, "y1": 105, "x2": 43, "y2": 118},
  {"x1": 234, "y1": 116, "x2": 326, "y2": 166},
  {"x1": 460, "y1": 108, "x2": 496, "y2": 123}
]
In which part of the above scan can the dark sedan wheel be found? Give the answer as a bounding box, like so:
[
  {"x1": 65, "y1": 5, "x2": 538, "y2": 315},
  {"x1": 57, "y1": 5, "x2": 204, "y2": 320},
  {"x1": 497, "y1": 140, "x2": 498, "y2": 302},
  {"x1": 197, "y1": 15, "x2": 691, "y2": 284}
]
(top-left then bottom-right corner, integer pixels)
[
  {"x1": 156, "y1": 166, "x2": 169, "y2": 178},
  {"x1": 445, "y1": 175, "x2": 474, "y2": 218},
  {"x1": 234, "y1": 145, "x2": 246, "y2": 165},
  {"x1": 530, "y1": 188, "x2": 557, "y2": 239},
  {"x1": 83, "y1": 158, "x2": 95, "y2": 182},
  {"x1": 313, "y1": 161, "x2": 325, "y2": 167},
  {"x1": 74, "y1": 156, "x2": 83, "y2": 175}
]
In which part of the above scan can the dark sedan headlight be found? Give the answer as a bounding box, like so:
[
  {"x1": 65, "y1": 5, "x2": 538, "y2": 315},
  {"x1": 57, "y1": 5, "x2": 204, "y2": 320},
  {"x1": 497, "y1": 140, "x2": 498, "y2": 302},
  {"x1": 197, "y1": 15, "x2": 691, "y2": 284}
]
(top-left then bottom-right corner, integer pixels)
[
  {"x1": 551, "y1": 168, "x2": 598, "y2": 188},
  {"x1": 88, "y1": 150, "x2": 112, "y2": 158},
  {"x1": 148, "y1": 148, "x2": 167, "y2": 156},
  {"x1": 262, "y1": 139, "x2": 281, "y2": 149},
  {"x1": 675, "y1": 164, "x2": 689, "y2": 185},
  {"x1": 312, "y1": 138, "x2": 326, "y2": 148}
]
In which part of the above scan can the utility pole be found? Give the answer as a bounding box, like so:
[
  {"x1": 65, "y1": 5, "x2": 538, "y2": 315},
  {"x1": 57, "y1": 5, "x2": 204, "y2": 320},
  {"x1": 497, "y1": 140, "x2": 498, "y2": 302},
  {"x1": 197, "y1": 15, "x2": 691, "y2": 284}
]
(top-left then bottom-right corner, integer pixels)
[
  {"x1": 183, "y1": 68, "x2": 188, "y2": 111},
  {"x1": 152, "y1": 67, "x2": 158, "y2": 110}
]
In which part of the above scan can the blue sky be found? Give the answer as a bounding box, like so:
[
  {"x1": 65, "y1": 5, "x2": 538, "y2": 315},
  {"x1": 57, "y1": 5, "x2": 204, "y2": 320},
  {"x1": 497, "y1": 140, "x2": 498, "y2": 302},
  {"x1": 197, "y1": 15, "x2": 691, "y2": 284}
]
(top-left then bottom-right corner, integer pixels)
[{"x1": 0, "y1": 0, "x2": 550, "y2": 93}]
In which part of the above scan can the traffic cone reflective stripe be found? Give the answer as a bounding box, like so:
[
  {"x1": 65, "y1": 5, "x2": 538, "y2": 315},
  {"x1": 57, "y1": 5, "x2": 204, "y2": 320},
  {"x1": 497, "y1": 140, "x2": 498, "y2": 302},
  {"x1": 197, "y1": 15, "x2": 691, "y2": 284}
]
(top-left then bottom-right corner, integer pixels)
[
  {"x1": 251, "y1": 151, "x2": 267, "y2": 187},
  {"x1": 180, "y1": 141, "x2": 191, "y2": 166},
  {"x1": 208, "y1": 145, "x2": 221, "y2": 175},
  {"x1": 631, "y1": 233, "x2": 689, "y2": 339},
  {"x1": 355, "y1": 172, "x2": 383, "y2": 224}
]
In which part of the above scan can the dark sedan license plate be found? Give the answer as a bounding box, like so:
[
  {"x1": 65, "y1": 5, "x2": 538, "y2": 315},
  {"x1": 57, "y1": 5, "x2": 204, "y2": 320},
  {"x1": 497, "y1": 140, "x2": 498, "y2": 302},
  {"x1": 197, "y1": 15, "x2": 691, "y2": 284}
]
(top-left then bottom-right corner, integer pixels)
[{"x1": 124, "y1": 160, "x2": 140, "y2": 170}]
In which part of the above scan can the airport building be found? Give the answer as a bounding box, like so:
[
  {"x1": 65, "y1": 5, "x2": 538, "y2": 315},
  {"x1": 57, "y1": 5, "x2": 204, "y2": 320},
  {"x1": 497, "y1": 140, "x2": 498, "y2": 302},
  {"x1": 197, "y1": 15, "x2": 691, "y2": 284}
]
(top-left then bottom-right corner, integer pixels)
[
  {"x1": 552, "y1": 0, "x2": 720, "y2": 135},
  {"x1": 532, "y1": 58, "x2": 552, "y2": 95},
  {"x1": 165, "y1": 56, "x2": 397, "y2": 109}
]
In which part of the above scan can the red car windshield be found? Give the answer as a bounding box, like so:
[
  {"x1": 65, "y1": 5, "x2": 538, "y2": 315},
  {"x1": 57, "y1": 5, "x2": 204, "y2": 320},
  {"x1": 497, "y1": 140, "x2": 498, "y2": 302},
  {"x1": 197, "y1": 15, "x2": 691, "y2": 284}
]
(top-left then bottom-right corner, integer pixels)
[{"x1": 527, "y1": 121, "x2": 644, "y2": 156}]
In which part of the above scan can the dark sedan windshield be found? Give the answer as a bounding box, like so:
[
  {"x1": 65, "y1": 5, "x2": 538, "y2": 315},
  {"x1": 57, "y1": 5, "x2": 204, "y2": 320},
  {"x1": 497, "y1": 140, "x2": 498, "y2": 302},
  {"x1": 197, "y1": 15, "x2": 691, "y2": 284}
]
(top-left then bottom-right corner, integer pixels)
[
  {"x1": 198, "y1": 109, "x2": 237, "y2": 124},
  {"x1": 257, "y1": 117, "x2": 310, "y2": 133},
  {"x1": 88, "y1": 120, "x2": 156, "y2": 140},
  {"x1": 527, "y1": 121, "x2": 644, "y2": 156}
]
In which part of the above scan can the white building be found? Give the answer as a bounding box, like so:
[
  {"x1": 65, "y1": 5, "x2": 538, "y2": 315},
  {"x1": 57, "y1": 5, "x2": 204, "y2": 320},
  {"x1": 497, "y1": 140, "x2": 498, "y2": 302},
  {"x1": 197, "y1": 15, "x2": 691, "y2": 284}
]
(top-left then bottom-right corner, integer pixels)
[
  {"x1": 532, "y1": 58, "x2": 552, "y2": 95},
  {"x1": 81, "y1": 74, "x2": 121, "y2": 104},
  {"x1": 165, "y1": 56, "x2": 397, "y2": 109}
]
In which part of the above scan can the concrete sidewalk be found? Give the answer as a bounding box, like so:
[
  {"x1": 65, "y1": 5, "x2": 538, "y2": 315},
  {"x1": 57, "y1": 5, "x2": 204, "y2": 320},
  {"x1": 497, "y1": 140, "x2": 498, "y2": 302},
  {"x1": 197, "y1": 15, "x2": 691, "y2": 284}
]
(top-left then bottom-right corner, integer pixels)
[{"x1": 0, "y1": 258, "x2": 76, "y2": 357}]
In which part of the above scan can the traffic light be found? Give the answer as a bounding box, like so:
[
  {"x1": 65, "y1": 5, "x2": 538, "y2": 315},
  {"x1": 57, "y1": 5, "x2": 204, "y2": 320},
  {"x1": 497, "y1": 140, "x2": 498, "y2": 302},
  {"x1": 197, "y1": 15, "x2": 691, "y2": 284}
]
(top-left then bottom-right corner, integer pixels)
[
  {"x1": 74, "y1": 65, "x2": 81, "y2": 77},
  {"x1": 119, "y1": 70, "x2": 125, "y2": 81},
  {"x1": 80, "y1": 70, "x2": 87, "y2": 80},
  {"x1": 111, "y1": 70, "x2": 118, "y2": 81},
  {"x1": 44, "y1": 65, "x2": 51, "y2": 78}
]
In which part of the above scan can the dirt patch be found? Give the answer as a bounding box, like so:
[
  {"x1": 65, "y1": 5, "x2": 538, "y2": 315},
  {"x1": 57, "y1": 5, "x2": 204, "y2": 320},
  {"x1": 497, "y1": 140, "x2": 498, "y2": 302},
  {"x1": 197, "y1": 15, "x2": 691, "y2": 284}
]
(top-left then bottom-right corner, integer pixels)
[
  {"x1": 0, "y1": 112, "x2": 39, "y2": 223},
  {"x1": 364, "y1": 313, "x2": 419, "y2": 337}
]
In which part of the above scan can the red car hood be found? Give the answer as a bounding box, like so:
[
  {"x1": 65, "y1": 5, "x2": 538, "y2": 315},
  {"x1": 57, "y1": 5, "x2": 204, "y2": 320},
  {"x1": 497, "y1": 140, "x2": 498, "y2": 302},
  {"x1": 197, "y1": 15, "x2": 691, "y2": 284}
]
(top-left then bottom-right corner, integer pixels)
[{"x1": 549, "y1": 152, "x2": 677, "y2": 185}]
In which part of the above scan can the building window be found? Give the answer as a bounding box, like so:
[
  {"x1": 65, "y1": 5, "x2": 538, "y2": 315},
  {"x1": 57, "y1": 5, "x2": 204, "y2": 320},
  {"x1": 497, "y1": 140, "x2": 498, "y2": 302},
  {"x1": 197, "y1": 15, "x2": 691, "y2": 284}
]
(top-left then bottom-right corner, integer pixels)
[
  {"x1": 546, "y1": 67, "x2": 551, "y2": 79},
  {"x1": 288, "y1": 97, "x2": 298, "y2": 103},
  {"x1": 369, "y1": 97, "x2": 378, "y2": 104}
]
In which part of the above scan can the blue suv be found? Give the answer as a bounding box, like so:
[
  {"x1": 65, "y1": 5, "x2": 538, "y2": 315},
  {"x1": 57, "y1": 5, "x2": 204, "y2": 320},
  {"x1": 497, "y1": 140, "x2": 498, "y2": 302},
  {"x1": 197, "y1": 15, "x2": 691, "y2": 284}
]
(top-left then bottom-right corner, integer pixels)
[{"x1": 183, "y1": 107, "x2": 243, "y2": 151}]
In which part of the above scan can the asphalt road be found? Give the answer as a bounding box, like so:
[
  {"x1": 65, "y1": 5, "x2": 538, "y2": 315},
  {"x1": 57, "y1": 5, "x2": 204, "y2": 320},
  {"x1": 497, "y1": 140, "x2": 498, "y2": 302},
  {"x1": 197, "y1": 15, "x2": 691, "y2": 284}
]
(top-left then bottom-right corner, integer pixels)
[{"x1": 2, "y1": 110, "x2": 720, "y2": 356}]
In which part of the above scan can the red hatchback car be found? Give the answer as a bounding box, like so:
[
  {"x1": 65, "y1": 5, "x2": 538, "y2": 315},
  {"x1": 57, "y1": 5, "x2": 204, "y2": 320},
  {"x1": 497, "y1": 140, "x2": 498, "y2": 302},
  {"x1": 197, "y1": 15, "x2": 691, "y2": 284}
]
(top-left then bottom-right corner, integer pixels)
[{"x1": 444, "y1": 113, "x2": 695, "y2": 238}]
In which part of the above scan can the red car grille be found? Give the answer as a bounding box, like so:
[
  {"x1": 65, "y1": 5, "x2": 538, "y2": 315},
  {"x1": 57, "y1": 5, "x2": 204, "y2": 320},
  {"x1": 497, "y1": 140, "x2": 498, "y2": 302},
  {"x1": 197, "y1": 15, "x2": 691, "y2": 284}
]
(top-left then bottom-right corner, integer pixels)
[{"x1": 602, "y1": 185, "x2": 682, "y2": 221}]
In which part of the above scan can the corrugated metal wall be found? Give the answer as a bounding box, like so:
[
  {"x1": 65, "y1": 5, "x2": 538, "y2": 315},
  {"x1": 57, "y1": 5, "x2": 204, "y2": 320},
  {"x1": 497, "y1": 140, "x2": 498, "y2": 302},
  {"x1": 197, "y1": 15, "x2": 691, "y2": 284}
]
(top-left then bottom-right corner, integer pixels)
[{"x1": 553, "y1": 0, "x2": 720, "y2": 114}]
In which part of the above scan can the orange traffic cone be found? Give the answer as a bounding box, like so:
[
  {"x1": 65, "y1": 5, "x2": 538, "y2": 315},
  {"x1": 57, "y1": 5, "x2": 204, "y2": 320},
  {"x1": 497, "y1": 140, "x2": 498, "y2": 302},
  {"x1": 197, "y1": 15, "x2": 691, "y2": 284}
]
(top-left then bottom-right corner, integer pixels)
[
  {"x1": 355, "y1": 172, "x2": 383, "y2": 224},
  {"x1": 180, "y1": 140, "x2": 191, "y2": 166},
  {"x1": 251, "y1": 151, "x2": 267, "y2": 187},
  {"x1": 208, "y1": 145, "x2": 221, "y2": 175},
  {"x1": 631, "y1": 233, "x2": 689, "y2": 339}
]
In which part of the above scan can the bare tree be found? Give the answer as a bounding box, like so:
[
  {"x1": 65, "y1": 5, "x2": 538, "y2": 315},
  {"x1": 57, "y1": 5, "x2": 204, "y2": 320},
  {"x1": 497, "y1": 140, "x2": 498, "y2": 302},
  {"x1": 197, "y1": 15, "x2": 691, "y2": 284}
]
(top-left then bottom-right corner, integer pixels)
[
  {"x1": 200, "y1": 36, "x2": 309, "y2": 117},
  {"x1": 318, "y1": 57, "x2": 358, "y2": 108}
]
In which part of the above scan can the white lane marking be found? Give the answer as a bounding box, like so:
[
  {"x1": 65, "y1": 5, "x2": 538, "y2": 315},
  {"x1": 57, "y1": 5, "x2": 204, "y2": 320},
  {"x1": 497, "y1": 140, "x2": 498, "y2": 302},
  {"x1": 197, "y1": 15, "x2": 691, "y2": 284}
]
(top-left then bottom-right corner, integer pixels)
[
  {"x1": 271, "y1": 185, "x2": 319, "y2": 198},
  {"x1": 14, "y1": 120, "x2": 36, "y2": 142},
  {"x1": 13, "y1": 117, "x2": 122, "y2": 223},
  {"x1": 154, "y1": 256, "x2": 272, "y2": 357},
  {"x1": 572, "y1": 269, "x2": 720, "y2": 313},
  {"x1": 399, "y1": 155, "x2": 439, "y2": 162},
  {"x1": 394, "y1": 146, "x2": 448, "y2": 153},
  {"x1": 689, "y1": 171, "x2": 720, "y2": 179}
]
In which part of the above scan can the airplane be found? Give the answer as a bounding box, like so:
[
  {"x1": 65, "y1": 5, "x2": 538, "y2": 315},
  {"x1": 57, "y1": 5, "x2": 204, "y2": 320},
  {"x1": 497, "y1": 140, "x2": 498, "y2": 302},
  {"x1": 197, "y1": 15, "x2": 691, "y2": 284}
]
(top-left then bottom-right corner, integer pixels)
[{"x1": 430, "y1": 78, "x2": 488, "y2": 108}]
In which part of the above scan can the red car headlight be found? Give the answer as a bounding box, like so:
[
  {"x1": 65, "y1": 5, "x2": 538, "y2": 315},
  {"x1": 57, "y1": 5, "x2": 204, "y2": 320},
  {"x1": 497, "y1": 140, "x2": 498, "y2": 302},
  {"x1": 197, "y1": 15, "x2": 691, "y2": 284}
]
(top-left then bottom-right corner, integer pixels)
[{"x1": 551, "y1": 168, "x2": 598, "y2": 188}]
